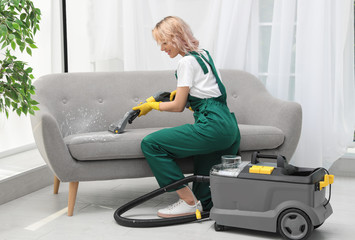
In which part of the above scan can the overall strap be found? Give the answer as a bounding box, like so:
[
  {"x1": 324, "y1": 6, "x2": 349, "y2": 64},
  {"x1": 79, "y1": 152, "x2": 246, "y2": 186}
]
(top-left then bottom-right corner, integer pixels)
[
  {"x1": 187, "y1": 51, "x2": 209, "y2": 74},
  {"x1": 181, "y1": 50, "x2": 227, "y2": 101},
  {"x1": 200, "y1": 50, "x2": 226, "y2": 96}
]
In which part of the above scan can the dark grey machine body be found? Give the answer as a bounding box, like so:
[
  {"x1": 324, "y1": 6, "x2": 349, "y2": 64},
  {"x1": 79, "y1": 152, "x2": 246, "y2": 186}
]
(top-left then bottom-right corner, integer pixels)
[{"x1": 210, "y1": 161, "x2": 333, "y2": 239}]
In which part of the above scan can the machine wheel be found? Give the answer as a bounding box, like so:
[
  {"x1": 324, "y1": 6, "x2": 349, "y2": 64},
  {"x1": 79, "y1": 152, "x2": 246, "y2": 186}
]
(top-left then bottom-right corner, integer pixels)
[
  {"x1": 214, "y1": 222, "x2": 225, "y2": 231},
  {"x1": 277, "y1": 208, "x2": 313, "y2": 240}
]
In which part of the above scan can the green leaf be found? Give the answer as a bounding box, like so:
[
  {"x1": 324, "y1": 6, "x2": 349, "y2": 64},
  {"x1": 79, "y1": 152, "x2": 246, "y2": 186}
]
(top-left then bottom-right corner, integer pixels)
[
  {"x1": 20, "y1": 13, "x2": 27, "y2": 21},
  {"x1": 5, "y1": 97, "x2": 10, "y2": 107},
  {"x1": 8, "y1": 34, "x2": 15, "y2": 40},
  {"x1": 1, "y1": 41, "x2": 8, "y2": 49},
  {"x1": 11, "y1": 102, "x2": 18, "y2": 109},
  {"x1": 13, "y1": 32, "x2": 21, "y2": 39},
  {"x1": 0, "y1": 35, "x2": 5, "y2": 44},
  {"x1": 16, "y1": 108, "x2": 22, "y2": 116},
  {"x1": 0, "y1": 0, "x2": 41, "y2": 119},
  {"x1": 11, "y1": 40, "x2": 16, "y2": 50},
  {"x1": 30, "y1": 99, "x2": 39, "y2": 105},
  {"x1": 28, "y1": 108, "x2": 34, "y2": 115},
  {"x1": 29, "y1": 43, "x2": 37, "y2": 49},
  {"x1": 25, "y1": 37, "x2": 34, "y2": 44},
  {"x1": 22, "y1": 105, "x2": 28, "y2": 114},
  {"x1": 16, "y1": 38, "x2": 23, "y2": 46},
  {"x1": 26, "y1": 47, "x2": 32, "y2": 56},
  {"x1": 12, "y1": 23, "x2": 20, "y2": 30},
  {"x1": 13, "y1": 0, "x2": 20, "y2": 7},
  {"x1": 0, "y1": 24, "x2": 7, "y2": 36},
  {"x1": 6, "y1": 21, "x2": 14, "y2": 30}
]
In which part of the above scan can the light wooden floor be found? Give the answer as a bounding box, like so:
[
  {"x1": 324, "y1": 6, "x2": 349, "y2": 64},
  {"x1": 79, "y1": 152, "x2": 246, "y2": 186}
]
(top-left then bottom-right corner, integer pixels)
[{"x1": 0, "y1": 174, "x2": 354, "y2": 240}]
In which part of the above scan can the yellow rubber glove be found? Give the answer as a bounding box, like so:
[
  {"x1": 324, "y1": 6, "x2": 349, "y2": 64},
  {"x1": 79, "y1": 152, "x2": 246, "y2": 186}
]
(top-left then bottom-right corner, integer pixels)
[
  {"x1": 132, "y1": 102, "x2": 160, "y2": 117},
  {"x1": 145, "y1": 96, "x2": 156, "y2": 102},
  {"x1": 170, "y1": 90, "x2": 177, "y2": 101}
]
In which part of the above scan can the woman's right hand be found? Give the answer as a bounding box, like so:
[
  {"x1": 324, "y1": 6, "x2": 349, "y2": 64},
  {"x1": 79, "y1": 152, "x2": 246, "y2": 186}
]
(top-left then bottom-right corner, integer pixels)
[{"x1": 132, "y1": 102, "x2": 160, "y2": 117}]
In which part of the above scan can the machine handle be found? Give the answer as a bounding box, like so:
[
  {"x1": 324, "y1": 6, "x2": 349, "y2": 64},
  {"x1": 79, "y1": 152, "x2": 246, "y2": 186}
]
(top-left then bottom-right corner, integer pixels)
[
  {"x1": 128, "y1": 110, "x2": 140, "y2": 124},
  {"x1": 251, "y1": 151, "x2": 287, "y2": 168},
  {"x1": 153, "y1": 92, "x2": 171, "y2": 102}
]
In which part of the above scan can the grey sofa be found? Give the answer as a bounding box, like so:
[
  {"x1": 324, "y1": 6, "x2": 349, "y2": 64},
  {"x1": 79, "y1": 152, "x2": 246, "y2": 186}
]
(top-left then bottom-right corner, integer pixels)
[{"x1": 30, "y1": 70, "x2": 302, "y2": 216}]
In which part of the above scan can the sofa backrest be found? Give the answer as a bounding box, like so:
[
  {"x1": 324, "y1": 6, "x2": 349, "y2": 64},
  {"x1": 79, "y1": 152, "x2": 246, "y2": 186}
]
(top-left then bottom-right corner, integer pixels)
[
  {"x1": 33, "y1": 71, "x2": 192, "y2": 137},
  {"x1": 32, "y1": 70, "x2": 288, "y2": 138}
]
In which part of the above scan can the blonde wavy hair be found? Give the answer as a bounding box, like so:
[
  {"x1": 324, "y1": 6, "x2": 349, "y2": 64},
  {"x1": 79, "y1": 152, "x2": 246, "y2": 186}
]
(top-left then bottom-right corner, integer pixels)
[{"x1": 152, "y1": 16, "x2": 199, "y2": 54}]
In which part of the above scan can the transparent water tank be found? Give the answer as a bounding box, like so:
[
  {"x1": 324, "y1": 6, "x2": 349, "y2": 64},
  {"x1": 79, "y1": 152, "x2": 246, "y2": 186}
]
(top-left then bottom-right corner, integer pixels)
[{"x1": 210, "y1": 155, "x2": 248, "y2": 177}]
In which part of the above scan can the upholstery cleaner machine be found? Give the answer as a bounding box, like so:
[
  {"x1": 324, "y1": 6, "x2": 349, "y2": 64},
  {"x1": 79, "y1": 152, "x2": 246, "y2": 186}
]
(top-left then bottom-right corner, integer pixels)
[
  {"x1": 114, "y1": 152, "x2": 334, "y2": 240},
  {"x1": 111, "y1": 92, "x2": 334, "y2": 240}
]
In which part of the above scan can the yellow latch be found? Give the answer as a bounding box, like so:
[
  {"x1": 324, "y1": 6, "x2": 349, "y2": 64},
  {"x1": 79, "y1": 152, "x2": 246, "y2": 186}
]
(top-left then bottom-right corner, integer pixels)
[
  {"x1": 249, "y1": 165, "x2": 274, "y2": 175},
  {"x1": 319, "y1": 174, "x2": 334, "y2": 191},
  {"x1": 195, "y1": 209, "x2": 201, "y2": 219}
]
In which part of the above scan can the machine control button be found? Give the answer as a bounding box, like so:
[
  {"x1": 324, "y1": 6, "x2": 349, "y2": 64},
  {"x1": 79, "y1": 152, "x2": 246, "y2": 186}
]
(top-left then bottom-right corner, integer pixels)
[{"x1": 249, "y1": 165, "x2": 274, "y2": 174}]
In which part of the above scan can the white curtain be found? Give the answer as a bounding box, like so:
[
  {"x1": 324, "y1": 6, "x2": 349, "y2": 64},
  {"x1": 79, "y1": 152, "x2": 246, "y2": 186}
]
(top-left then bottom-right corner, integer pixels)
[
  {"x1": 88, "y1": 0, "x2": 222, "y2": 71},
  {"x1": 87, "y1": 0, "x2": 259, "y2": 73},
  {"x1": 85, "y1": 0, "x2": 354, "y2": 168},
  {"x1": 292, "y1": 0, "x2": 355, "y2": 168},
  {"x1": 265, "y1": 0, "x2": 354, "y2": 168},
  {"x1": 214, "y1": 0, "x2": 259, "y2": 75},
  {"x1": 265, "y1": 0, "x2": 297, "y2": 101}
]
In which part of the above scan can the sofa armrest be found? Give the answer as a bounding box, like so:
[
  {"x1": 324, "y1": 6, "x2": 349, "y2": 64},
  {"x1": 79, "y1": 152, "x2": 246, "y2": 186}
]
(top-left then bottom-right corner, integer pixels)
[
  {"x1": 244, "y1": 94, "x2": 302, "y2": 160},
  {"x1": 31, "y1": 107, "x2": 77, "y2": 181},
  {"x1": 269, "y1": 99, "x2": 302, "y2": 159}
]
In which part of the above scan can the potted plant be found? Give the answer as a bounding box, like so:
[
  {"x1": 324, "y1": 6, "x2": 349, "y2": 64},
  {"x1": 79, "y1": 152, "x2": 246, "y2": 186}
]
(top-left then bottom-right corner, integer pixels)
[{"x1": 0, "y1": 0, "x2": 41, "y2": 118}]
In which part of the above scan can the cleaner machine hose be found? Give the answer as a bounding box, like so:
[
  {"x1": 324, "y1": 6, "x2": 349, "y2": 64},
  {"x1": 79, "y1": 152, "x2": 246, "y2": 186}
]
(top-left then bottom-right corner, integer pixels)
[{"x1": 114, "y1": 175, "x2": 210, "y2": 228}]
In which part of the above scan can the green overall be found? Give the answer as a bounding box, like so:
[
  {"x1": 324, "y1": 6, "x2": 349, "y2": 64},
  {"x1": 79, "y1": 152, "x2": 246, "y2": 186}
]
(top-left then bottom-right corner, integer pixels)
[{"x1": 141, "y1": 50, "x2": 241, "y2": 211}]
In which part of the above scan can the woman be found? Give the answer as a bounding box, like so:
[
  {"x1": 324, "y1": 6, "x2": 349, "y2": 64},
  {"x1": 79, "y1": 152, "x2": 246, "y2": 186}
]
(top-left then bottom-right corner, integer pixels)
[{"x1": 132, "y1": 16, "x2": 240, "y2": 218}]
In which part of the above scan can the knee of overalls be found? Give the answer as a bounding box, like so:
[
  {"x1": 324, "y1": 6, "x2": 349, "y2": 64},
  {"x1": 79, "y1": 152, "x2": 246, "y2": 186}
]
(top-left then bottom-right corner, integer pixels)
[
  {"x1": 141, "y1": 135, "x2": 153, "y2": 154},
  {"x1": 141, "y1": 133, "x2": 164, "y2": 158}
]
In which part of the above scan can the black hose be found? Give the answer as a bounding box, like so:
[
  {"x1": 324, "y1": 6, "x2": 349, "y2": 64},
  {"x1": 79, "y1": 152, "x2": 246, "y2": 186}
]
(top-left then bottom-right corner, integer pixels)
[{"x1": 114, "y1": 175, "x2": 210, "y2": 227}]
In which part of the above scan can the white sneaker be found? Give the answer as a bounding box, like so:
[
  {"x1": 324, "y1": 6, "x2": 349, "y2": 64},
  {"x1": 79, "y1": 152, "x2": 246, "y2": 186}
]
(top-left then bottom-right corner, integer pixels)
[{"x1": 157, "y1": 199, "x2": 203, "y2": 218}]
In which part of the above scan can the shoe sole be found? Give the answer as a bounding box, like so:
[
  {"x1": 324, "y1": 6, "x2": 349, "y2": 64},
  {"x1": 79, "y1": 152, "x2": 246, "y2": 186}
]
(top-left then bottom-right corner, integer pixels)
[{"x1": 157, "y1": 211, "x2": 196, "y2": 218}]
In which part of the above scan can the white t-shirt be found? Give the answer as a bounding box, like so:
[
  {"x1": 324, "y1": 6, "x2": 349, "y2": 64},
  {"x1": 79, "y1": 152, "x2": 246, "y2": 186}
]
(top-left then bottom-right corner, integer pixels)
[{"x1": 176, "y1": 51, "x2": 222, "y2": 99}]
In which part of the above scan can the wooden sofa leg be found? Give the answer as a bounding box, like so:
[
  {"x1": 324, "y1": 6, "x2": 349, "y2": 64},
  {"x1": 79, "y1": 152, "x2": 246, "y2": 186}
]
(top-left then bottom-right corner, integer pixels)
[
  {"x1": 53, "y1": 176, "x2": 60, "y2": 194},
  {"x1": 68, "y1": 182, "x2": 79, "y2": 216}
]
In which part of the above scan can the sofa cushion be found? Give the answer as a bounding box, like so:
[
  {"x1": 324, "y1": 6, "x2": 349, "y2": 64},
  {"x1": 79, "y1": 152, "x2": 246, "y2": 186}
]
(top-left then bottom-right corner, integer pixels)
[
  {"x1": 64, "y1": 125, "x2": 284, "y2": 161},
  {"x1": 238, "y1": 124, "x2": 284, "y2": 151},
  {"x1": 64, "y1": 128, "x2": 163, "y2": 161}
]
